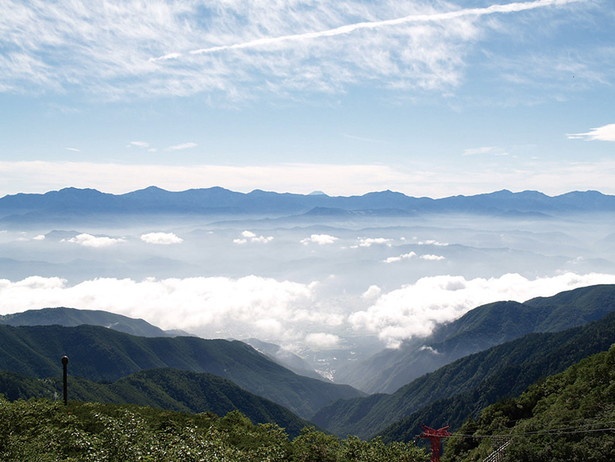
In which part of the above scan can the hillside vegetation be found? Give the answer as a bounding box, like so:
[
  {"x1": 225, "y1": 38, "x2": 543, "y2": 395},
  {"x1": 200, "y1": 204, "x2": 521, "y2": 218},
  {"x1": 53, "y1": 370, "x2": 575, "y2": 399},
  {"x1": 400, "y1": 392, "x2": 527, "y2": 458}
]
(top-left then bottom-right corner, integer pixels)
[
  {"x1": 0, "y1": 367, "x2": 309, "y2": 437},
  {"x1": 0, "y1": 397, "x2": 427, "y2": 462},
  {"x1": 443, "y1": 345, "x2": 615, "y2": 461}
]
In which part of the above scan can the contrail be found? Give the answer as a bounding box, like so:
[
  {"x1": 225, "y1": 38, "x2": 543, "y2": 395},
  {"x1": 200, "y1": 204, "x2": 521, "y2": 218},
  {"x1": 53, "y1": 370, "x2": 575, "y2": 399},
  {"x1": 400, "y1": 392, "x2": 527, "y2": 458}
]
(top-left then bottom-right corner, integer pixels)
[{"x1": 151, "y1": 0, "x2": 581, "y2": 62}]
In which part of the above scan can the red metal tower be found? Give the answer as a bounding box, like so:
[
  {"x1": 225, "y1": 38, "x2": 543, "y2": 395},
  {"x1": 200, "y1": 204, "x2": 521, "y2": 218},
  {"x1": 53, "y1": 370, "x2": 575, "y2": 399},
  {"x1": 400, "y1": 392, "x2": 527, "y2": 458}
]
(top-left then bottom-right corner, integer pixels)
[{"x1": 419, "y1": 424, "x2": 451, "y2": 462}]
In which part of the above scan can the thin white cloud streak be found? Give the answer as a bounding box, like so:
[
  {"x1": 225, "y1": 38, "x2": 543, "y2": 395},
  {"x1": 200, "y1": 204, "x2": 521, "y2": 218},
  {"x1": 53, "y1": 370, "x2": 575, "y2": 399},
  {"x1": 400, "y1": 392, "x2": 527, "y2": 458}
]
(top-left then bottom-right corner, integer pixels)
[
  {"x1": 173, "y1": 0, "x2": 580, "y2": 59},
  {"x1": 167, "y1": 142, "x2": 198, "y2": 151},
  {"x1": 1, "y1": 160, "x2": 615, "y2": 198},
  {"x1": 0, "y1": 272, "x2": 613, "y2": 350},
  {"x1": 128, "y1": 141, "x2": 150, "y2": 149},
  {"x1": 567, "y1": 123, "x2": 615, "y2": 142}
]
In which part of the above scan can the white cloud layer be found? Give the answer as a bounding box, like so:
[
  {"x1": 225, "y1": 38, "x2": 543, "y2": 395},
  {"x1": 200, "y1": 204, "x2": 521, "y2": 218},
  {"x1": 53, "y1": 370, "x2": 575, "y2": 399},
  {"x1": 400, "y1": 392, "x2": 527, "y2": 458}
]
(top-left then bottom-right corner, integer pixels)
[
  {"x1": 349, "y1": 272, "x2": 615, "y2": 347},
  {"x1": 1, "y1": 272, "x2": 613, "y2": 350},
  {"x1": 140, "y1": 232, "x2": 183, "y2": 245}
]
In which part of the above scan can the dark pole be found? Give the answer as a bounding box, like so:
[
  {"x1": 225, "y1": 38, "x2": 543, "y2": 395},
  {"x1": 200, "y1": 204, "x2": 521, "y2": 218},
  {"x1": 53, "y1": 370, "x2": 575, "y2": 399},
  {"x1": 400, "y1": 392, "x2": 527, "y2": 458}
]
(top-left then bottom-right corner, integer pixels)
[{"x1": 61, "y1": 356, "x2": 69, "y2": 405}]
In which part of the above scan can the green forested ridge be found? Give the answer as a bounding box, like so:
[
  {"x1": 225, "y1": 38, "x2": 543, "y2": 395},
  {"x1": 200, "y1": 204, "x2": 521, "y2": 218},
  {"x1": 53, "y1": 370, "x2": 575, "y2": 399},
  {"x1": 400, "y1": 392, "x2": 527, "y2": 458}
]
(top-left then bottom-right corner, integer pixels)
[
  {"x1": 313, "y1": 311, "x2": 615, "y2": 439},
  {"x1": 443, "y1": 345, "x2": 615, "y2": 461},
  {"x1": 0, "y1": 397, "x2": 427, "y2": 461},
  {"x1": 0, "y1": 323, "x2": 362, "y2": 419},
  {"x1": 0, "y1": 367, "x2": 309, "y2": 436},
  {"x1": 340, "y1": 284, "x2": 615, "y2": 394}
]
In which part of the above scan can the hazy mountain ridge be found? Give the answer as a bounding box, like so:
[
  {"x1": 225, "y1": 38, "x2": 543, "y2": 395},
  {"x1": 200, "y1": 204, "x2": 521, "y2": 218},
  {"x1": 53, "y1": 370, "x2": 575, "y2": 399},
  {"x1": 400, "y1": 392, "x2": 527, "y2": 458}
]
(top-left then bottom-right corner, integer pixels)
[
  {"x1": 243, "y1": 338, "x2": 326, "y2": 381},
  {"x1": 0, "y1": 307, "x2": 181, "y2": 338},
  {"x1": 313, "y1": 310, "x2": 615, "y2": 439},
  {"x1": 338, "y1": 284, "x2": 615, "y2": 393},
  {"x1": 1, "y1": 187, "x2": 613, "y2": 225},
  {"x1": 0, "y1": 323, "x2": 363, "y2": 419}
]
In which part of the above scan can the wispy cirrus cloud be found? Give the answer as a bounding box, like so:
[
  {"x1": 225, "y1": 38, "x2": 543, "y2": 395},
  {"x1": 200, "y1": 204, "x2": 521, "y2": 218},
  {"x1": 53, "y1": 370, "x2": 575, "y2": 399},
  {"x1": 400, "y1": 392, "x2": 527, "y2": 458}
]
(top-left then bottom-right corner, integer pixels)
[
  {"x1": 127, "y1": 141, "x2": 151, "y2": 149},
  {"x1": 0, "y1": 0, "x2": 589, "y2": 101},
  {"x1": 166, "y1": 0, "x2": 581, "y2": 59}
]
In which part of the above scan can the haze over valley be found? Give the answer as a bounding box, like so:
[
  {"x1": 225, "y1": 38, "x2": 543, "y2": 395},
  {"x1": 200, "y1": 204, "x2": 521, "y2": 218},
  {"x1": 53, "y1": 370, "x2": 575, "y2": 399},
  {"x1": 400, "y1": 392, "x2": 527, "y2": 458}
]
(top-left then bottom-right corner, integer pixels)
[{"x1": 1, "y1": 187, "x2": 614, "y2": 385}]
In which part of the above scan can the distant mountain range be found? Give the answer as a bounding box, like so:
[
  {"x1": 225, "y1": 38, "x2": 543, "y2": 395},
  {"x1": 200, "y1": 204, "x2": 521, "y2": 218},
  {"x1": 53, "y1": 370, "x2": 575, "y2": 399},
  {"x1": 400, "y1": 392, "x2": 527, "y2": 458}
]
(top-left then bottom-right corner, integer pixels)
[{"x1": 1, "y1": 187, "x2": 614, "y2": 225}]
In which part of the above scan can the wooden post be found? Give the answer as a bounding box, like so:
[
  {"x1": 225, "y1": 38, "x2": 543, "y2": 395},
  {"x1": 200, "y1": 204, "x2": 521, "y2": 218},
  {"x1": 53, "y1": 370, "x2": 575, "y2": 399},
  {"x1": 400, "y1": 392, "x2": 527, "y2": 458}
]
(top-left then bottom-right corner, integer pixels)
[{"x1": 61, "y1": 356, "x2": 69, "y2": 405}]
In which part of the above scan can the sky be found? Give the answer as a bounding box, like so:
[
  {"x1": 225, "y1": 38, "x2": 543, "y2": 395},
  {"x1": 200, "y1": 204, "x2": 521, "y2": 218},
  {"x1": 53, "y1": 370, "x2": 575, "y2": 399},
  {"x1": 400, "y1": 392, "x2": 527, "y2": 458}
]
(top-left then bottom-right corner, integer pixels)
[{"x1": 1, "y1": 0, "x2": 614, "y2": 198}]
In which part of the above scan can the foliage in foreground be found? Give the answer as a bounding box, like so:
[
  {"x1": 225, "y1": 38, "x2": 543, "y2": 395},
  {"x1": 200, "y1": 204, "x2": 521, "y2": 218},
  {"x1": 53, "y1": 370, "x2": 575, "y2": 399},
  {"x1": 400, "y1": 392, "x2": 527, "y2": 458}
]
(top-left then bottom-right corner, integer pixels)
[
  {"x1": 443, "y1": 345, "x2": 615, "y2": 461},
  {"x1": 0, "y1": 397, "x2": 426, "y2": 462}
]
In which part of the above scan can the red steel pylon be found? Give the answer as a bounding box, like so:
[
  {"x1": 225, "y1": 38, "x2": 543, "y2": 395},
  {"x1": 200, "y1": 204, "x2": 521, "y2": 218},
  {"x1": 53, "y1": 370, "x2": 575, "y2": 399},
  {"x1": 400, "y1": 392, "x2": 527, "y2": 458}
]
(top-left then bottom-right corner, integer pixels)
[{"x1": 419, "y1": 424, "x2": 451, "y2": 462}]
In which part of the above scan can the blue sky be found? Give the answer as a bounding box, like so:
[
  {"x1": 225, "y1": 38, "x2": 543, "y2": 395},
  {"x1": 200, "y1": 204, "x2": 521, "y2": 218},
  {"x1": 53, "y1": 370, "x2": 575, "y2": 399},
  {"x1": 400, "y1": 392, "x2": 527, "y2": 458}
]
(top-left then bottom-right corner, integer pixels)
[{"x1": 1, "y1": 0, "x2": 614, "y2": 197}]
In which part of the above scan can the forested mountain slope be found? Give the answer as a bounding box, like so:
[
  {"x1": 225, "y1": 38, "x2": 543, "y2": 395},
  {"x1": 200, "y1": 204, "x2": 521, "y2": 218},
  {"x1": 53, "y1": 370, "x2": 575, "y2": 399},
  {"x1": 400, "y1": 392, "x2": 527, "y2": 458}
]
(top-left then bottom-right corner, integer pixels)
[
  {"x1": 0, "y1": 367, "x2": 309, "y2": 436},
  {"x1": 443, "y1": 345, "x2": 615, "y2": 461},
  {"x1": 338, "y1": 284, "x2": 615, "y2": 393},
  {"x1": 313, "y1": 311, "x2": 615, "y2": 439},
  {"x1": 0, "y1": 324, "x2": 362, "y2": 419}
]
